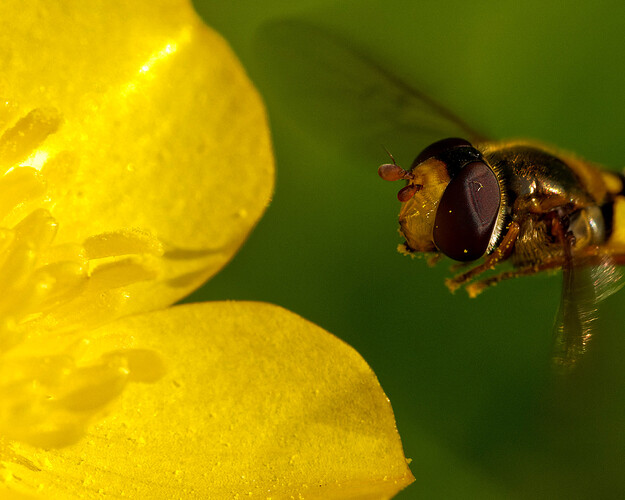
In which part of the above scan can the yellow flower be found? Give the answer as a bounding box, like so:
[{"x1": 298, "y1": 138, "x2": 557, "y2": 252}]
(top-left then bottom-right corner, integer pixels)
[{"x1": 0, "y1": 1, "x2": 414, "y2": 498}]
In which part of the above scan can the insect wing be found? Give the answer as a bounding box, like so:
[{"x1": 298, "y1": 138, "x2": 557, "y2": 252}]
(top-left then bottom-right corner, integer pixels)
[
  {"x1": 255, "y1": 19, "x2": 487, "y2": 162},
  {"x1": 553, "y1": 254, "x2": 624, "y2": 371}
]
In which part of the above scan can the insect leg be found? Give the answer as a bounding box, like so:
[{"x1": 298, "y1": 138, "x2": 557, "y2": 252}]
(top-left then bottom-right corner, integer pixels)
[
  {"x1": 464, "y1": 263, "x2": 552, "y2": 297},
  {"x1": 464, "y1": 214, "x2": 586, "y2": 298},
  {"x1": 445, "y1": 222, "x2": 520, "y2": 293}
]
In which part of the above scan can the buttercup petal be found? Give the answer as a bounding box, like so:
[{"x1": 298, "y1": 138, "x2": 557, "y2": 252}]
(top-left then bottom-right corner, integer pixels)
[
  {"x1": 4, "y1": 302, "x2": 414, "y2": 498},
  {"x1": 0, "y1": 1, "x2": 274, "y2": 314}
]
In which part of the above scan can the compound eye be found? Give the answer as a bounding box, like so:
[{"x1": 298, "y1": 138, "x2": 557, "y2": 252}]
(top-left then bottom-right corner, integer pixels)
[
  {"x1": 412, "y1": 137, "x2": 472, "y2": 168},
  {"x1": 433, "y1": 161, "x2": 501, "y2": 261}
]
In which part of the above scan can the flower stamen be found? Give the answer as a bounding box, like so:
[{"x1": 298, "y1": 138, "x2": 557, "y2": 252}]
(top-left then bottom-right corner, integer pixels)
[{"x1": 0, "y1": 107, "x2": 166, "y2": 454}]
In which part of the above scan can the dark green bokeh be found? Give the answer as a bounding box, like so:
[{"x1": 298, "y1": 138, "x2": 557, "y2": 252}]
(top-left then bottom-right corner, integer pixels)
[{"x1": 188, "y1": 1, "x2": 625, "y2": 497}]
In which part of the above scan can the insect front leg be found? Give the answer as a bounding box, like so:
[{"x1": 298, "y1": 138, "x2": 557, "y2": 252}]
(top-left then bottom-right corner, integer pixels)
[
  {"x1": 463, "y1": 210, "x2": 577, "y2": 297},
  {"x1": 445, "y1": 221, "x2": 521, "y2": 293}
]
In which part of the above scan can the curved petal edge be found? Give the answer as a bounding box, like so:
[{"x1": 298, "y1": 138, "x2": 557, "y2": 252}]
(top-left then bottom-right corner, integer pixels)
[{"x1": 5, "y1": 301, "x2": 414, "y2": 499}]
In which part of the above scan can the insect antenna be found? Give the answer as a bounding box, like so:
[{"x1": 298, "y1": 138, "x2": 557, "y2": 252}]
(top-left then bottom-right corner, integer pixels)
[
  {"x1": 377, "y1": 151, "x2": 422, "y2": 201},
  {"x1": 382, "y1": 146, "x2": 398, "y2": 165},
  {"x1": 397, "y1": 183, "x2": 422, "y2": 201},
  {"x1": 377, "y1": 162, "x2": 413, "y2": 181}
]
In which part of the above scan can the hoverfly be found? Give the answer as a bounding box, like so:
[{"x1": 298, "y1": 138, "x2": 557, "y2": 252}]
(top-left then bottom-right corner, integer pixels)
[
  {"x1": 258, "y1": 19, "x2": 624, "y2": 371},
  {"x1": 379, "y1": 137, "x2": 625, "y2": 370}
]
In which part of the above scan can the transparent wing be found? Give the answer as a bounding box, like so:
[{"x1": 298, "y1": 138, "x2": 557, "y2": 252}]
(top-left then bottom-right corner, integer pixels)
[
  {"x1": 255, "y1": 19, "x2": 488, "y2": 163},
  {"x1": 553, "y1": 253, "x2": 624, "y2": 372}
]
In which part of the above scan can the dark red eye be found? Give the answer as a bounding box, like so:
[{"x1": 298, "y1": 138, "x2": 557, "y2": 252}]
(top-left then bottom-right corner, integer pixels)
[
  {"x1": 411, "y1": 137, "x2": 472, "y2": 168},
  {"x1": 433, "y1": 161, "x2": 501, "y2": 261}
]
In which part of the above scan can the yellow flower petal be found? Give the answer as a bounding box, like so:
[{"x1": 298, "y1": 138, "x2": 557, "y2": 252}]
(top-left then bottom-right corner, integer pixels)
[
  {"x1": 5, "y1": 302, "x2": 414, "y2": 498},
  {"x1": 0, "y1": 1, "x2": 274, "y2": 314}
]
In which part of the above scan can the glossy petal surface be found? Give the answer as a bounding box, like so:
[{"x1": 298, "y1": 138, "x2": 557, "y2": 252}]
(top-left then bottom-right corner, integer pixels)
[
  {"x1": 0, "y1": 0, "x2": 274, "y2": 314},
  {"x1": 6, "y1": 302, "x2": 414, "y2": 499}
]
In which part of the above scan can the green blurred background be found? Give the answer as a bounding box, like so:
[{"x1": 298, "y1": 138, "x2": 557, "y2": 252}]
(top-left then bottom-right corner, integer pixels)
[{"x1": 187, "y1": 1, "x2": 625, "y2": 497}]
